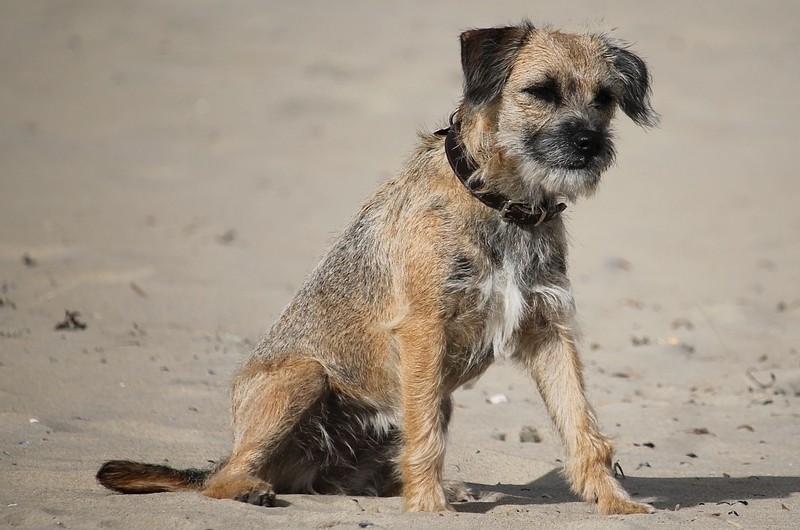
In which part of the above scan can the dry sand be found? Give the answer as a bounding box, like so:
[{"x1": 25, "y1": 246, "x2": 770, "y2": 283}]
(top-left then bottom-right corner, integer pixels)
[{"x1": 1, "y1": 1, "x2": 799, "y2": 528}]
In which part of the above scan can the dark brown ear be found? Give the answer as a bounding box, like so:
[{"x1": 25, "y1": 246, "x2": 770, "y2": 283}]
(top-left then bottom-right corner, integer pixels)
[
  {"x1": 604, "y1": 41, "x2": 660, "y2": 127},
  {"x1": 460, "y1": 22, "x2": 532, "y2": 107}
]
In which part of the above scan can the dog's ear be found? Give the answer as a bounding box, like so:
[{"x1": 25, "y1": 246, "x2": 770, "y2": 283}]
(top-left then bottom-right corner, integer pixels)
[
  {"x1": 605, "y1": 42, "x2": 660, "y2": 127},
  {"x1": 460, "y1": 23, "x2": 532, "y2": 107}
]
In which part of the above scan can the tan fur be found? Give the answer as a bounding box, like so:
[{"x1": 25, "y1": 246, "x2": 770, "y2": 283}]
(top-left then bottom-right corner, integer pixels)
[{"x1": 97, "y1": 23, "x2": 657, "y2": 515}]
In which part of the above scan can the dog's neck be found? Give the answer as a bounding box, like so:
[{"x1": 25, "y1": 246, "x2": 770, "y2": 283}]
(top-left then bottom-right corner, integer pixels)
[{"x1": 437, "y1": 117, "x2": 566, "y2": 227}]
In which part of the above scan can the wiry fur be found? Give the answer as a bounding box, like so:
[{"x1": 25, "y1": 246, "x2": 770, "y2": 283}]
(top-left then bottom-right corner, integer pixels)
[{"x1": 97, "y1": 22, "x2": 657, "y2": 515}]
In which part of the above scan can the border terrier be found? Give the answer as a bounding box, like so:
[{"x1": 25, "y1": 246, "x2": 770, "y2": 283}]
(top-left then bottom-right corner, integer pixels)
[{"x1": 98, "y1": 21, "x2": 658, "y2": 514}]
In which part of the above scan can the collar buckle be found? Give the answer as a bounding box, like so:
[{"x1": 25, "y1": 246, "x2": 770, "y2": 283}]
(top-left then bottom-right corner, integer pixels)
[{"x1": 499, "y1": 200, "x2": 530, "y2": 223}]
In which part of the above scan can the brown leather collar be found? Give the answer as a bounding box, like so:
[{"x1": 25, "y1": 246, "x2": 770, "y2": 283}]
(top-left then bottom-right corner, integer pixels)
[{"x1": 435, "y1": 121, "x2": 566, "y2": 227}]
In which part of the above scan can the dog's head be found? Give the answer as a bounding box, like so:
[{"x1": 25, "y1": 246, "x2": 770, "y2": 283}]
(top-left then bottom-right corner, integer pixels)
[{"x1": 460, "y1": 22, "x2": 658, "y2": 200}]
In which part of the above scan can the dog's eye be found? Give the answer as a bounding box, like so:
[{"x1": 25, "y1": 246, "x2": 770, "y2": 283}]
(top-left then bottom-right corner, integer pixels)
[
  {"x1": 593, "y1": 88, "x2": 614, "y2": 108},
  {"x1": 523, "y1": 79, "x2": 561, "y2": 105}
]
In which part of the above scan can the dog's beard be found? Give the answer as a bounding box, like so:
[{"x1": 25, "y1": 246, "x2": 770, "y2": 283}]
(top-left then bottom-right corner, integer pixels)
[
  {"x1": 520, "y1": 158, "x2": 607, "y2": 201},
  {"x1": 498, "y1": 128, "x2": 616, "y2": 202}
]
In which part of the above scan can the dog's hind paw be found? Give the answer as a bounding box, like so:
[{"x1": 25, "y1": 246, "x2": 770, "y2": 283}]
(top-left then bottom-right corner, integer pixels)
[
  {"x1": 204, "y1": 473, "x2": 277, "y2": 507},
  {"x1": 235, "y1": 487, "x2": 276, "y2": 507}
]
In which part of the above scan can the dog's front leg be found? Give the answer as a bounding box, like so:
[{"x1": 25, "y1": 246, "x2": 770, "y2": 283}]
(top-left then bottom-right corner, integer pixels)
[
  {"x1": 519, "y1": 326, "x2": 654, "y2": 514},
  {"x1": 396, "y1": 315, "x2": 451, "y2": 512}
]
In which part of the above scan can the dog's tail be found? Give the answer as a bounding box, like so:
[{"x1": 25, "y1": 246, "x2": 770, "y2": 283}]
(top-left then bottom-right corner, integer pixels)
[{"x1": 96, "y1": 460, "x2": 210, "y2": 494}]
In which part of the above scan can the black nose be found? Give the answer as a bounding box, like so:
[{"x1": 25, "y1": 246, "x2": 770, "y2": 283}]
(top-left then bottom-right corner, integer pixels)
[{"x1": 572, "y1": 129, "x2": 603, "y2": 159}]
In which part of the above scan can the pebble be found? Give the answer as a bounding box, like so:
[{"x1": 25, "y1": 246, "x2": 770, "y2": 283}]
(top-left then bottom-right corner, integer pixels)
[
  {"x1": 487, "y1": 393, "x2": 508, "y2": 405},
  {"x1": 519, "y1": 426, "x2": 542, "y2": 443}
]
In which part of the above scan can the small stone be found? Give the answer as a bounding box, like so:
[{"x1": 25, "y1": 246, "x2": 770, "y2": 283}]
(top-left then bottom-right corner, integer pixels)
[
  {"x1": 605, "y1": 257, "x2": 632, "y2": 271},
  {"x1": 688, "y1": 427, "x2": 712, "y2": 435},
  {"x1": 620, "y1": 298, "x2": 644, "y2": 309},
  {"x1": 487, "y1": 393, "x2": 508, "y2": 405},
  {"x1": 671, "y1": 318, "x2": 694, "y2": 330},
  {"x1": 519, "y1": 426, "x2": 542, "y2": 443},
  {"x1": 216, "y1": 229, "x2": 237, "y2": 244}
]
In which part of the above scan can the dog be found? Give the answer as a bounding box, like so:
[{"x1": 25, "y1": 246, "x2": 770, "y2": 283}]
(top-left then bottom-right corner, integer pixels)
[{"x1": 97, "y1": 21, "x2": 658, "y2": 515}]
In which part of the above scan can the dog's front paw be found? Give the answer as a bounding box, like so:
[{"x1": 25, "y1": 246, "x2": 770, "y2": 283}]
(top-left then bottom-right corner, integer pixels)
[
  {"x1": 405, "y1": 498, "x2": 454, "y2": 512},
  {"x1": 443, "y1": 480, "x2": 476, "y2": 503},
  {"x1": 403, "y1": 483, "x2": 453, "y2": 512},
  {"x1": 597, "y1": 497, "x2": 654, "y2": 515}
]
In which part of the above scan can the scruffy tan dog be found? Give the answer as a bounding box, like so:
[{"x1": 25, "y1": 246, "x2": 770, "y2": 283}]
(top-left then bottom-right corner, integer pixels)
[{"x1": 98, "y1": 21, "x2": 658, "y2": 514}]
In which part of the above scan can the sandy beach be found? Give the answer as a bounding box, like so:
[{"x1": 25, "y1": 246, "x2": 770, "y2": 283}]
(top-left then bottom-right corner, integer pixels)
[{"x1": 1, "y1": 1, "x2": 799, "y2": 528}]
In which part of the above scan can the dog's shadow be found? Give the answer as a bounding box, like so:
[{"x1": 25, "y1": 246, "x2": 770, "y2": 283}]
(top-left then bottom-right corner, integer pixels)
[{"x1": 455, "y1": 469, "x2": 800, "y2": 513}]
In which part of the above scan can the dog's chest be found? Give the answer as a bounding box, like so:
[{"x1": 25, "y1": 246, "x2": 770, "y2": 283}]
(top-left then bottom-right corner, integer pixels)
[{"x1": 473, "y1": 226, "x2": 574, "y2": 361}]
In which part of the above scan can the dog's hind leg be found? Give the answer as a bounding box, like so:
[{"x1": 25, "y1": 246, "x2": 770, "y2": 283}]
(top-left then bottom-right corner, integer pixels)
[
  {"x1": 202, "y1": 356, "x2": 328, "y2": 506},
  {"x1": 518, "y1": 327, "x2": 654, "y2": 515}
]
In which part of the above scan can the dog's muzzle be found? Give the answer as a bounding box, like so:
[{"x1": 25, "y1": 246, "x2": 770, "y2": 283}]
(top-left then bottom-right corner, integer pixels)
[{"x1": 526, "y1": 122, "x2": 612, "y2": 171}]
